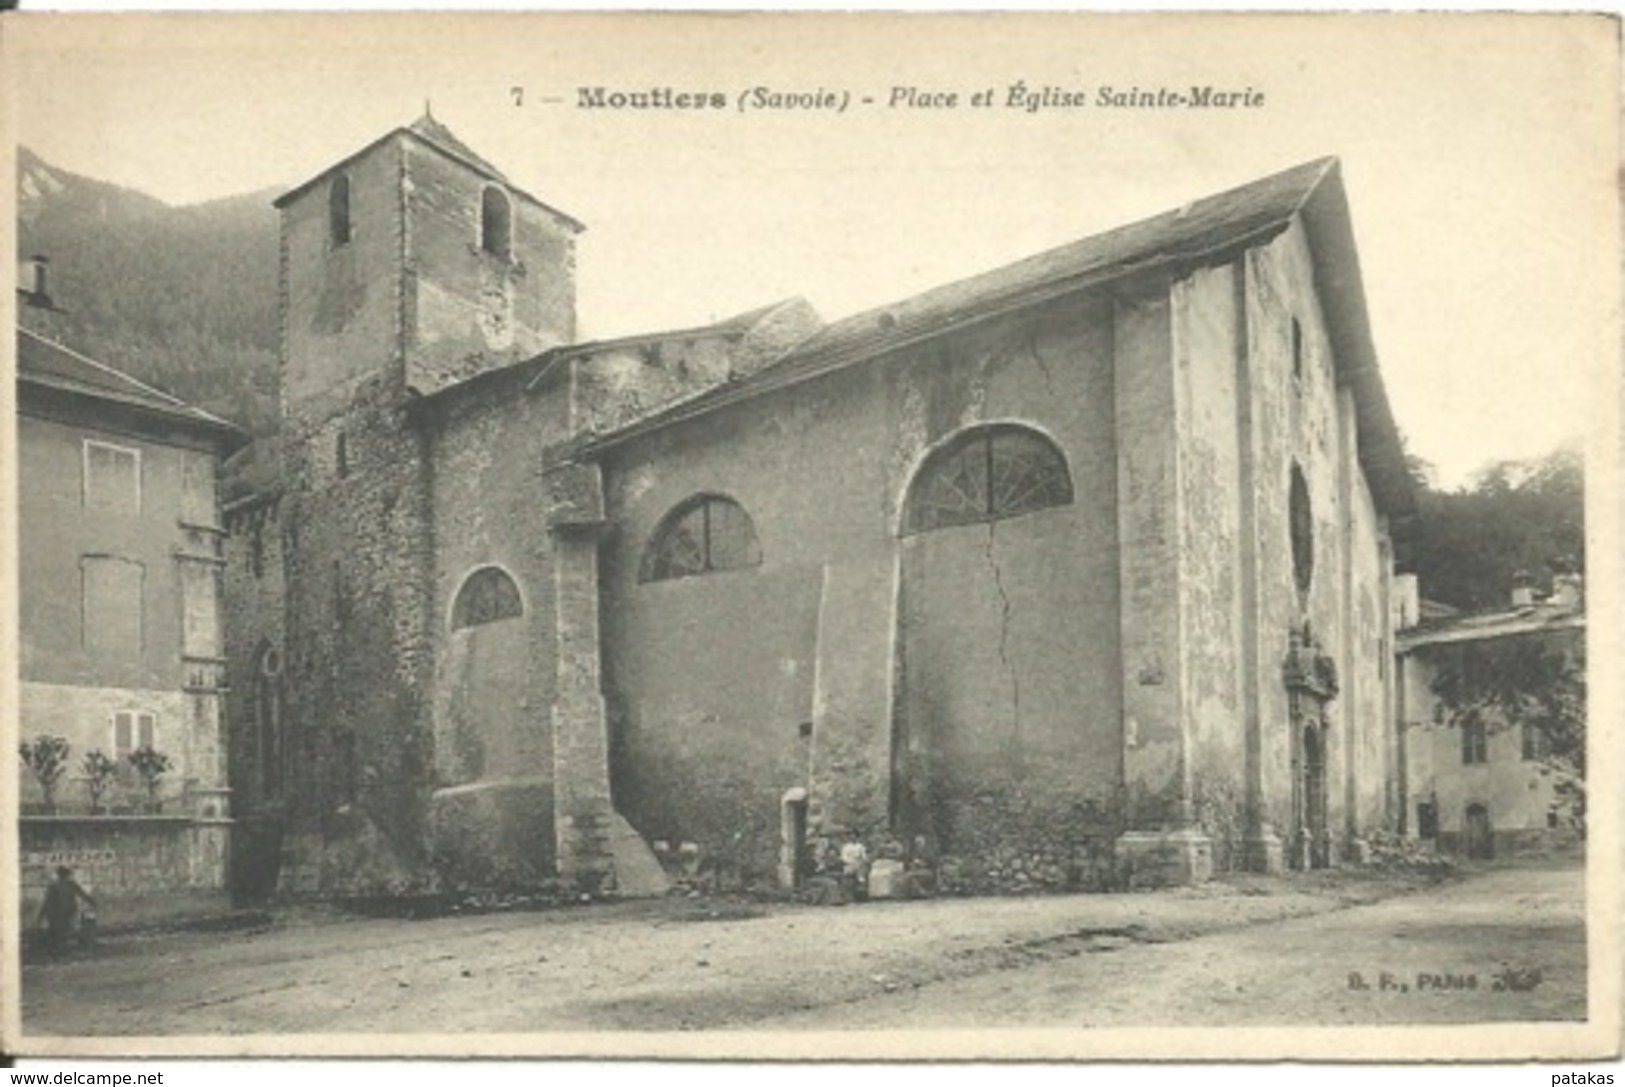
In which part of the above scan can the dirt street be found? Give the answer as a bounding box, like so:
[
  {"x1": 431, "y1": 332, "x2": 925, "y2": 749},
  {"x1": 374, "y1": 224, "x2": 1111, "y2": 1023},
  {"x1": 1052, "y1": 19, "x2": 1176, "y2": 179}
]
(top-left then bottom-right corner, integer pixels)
[
  {"x1": 19, "y1": 859, "x2": 1584, "y2": 1040},
  {"x1": 757, "y1": 860, "x2": 1586, "y2": 1029}
]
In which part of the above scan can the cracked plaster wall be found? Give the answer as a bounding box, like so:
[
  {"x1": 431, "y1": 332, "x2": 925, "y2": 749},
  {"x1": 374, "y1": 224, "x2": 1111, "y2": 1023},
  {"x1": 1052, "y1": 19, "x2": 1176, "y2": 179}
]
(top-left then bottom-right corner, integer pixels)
[{"x1": 598, "y1": 295, "x2": 1120, "y2": 887}]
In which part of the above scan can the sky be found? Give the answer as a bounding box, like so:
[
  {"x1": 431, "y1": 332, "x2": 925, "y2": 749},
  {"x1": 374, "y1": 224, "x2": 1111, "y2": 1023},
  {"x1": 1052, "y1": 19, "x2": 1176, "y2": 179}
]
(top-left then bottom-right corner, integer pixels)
[{"x1": 6, "y1": 12, "x2": 1618, "y2": 489}]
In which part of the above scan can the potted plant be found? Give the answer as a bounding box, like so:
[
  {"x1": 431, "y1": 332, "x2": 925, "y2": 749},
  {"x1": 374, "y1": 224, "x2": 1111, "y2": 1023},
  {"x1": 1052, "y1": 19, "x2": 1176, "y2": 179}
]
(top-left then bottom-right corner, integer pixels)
[
  {"x1": 81, "y1": 750, "x2": 118, "y2": 815},
  {"x1": 127, "y1": 746, "x2": 172, "y2": 813},
  {"x1": 19, "y1": 735, "x2": 70, "y2": 815}
]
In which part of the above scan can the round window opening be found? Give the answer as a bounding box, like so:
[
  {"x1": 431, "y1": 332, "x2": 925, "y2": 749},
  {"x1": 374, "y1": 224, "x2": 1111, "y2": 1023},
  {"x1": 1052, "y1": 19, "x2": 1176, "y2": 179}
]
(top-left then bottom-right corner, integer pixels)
[{"x1": 1290, "y1": 465, "x2": 1314, "y2": 595}]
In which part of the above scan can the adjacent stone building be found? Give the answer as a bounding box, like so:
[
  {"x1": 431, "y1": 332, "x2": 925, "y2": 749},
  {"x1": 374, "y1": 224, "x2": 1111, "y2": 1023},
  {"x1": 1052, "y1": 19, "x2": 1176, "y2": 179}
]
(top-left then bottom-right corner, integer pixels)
[
  {"x1": 224, "y1": 115, "x2": 1413, "y2": 899},
  {"x1": 16, "y1": 285, "x2": 244, "y2": 926},
  {"x1": 1396, "y1": 575, "x2": 1585, "y2": 858}
]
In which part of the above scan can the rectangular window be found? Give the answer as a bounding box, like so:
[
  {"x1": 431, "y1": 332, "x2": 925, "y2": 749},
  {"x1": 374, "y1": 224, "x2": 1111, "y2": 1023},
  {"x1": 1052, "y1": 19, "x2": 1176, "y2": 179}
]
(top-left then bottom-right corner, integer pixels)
[
  {"x1": 83, "y1": 440, "x2": 141, "y2": 516},
  {"x1": 111, "y1": 710, "x2": 157, "y2": 759},
  {"x1": 1521, "y1": 723, "x2": 1549, "y2": 761},
  {"x1": 1461, "y1": 720, "x2": 1489, "y2": 765},
  {"x1": 82, "y1": 556, "x2": 144, "y2": 657}
]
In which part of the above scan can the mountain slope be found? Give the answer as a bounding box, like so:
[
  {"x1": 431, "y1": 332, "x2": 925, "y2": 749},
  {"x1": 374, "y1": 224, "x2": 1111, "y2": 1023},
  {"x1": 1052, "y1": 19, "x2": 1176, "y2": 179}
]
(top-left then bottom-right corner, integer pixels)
[{"x1": 17, "y1": 147, "x2": 281, "y2": 439}]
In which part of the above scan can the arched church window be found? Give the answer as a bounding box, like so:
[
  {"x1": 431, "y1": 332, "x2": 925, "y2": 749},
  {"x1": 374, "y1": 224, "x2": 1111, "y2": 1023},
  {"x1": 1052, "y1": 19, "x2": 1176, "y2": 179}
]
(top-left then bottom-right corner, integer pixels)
[
  {"x1": 329, "y1": 174, "x2": 352, "y2": 248},
  {"x1": 1290, "y1": 464, "x2": 1314, "y2": 595},
  {"x1": 481, "y1": 186, "x2": 512, "y2": 258},
  {"x1": 451, "y1": 566, "x2": 523, "y2": 629},
  {"x1": 641, "y1": 495, "x2": 762, "y2": 582},
  {"x1": 902, "y1": 424, "x2": 1072, "y2": 536}
]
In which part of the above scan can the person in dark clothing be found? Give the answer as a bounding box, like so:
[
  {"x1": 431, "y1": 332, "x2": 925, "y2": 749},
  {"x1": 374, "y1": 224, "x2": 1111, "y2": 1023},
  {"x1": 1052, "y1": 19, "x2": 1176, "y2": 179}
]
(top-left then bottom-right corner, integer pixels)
[{"x1": 39, "y1": 866, "x2": 96, "y2": 956}]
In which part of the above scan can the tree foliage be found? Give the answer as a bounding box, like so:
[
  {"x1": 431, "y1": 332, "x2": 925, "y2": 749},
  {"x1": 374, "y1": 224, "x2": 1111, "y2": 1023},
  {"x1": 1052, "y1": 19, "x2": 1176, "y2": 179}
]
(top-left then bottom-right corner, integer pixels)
[
  {"x1": 19, "y1": 735, "x2": 71, "y2": 812},
  {"x1": 80, "y1": 750, "x2": 119, "y2": 813},
  {"x1": 1428, "y1": 634, "x2": 1586, "y2": 831},
  {"x1": 128, "y1": 746, "x2": 173, "y2": 811},
  {"x1": 1407, "y1": 446, "x2": 1583, "y2": 613},
  {"x1": 1410, "y1": 443, "x2": 1587, "y2": 832}
]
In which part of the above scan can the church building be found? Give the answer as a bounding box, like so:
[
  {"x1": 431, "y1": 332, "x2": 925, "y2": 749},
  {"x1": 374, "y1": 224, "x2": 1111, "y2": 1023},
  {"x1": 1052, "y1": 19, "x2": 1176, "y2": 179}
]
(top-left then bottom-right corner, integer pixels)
[{"x1": 223, "y1": 115, "x2": 1413, "y2": 899}]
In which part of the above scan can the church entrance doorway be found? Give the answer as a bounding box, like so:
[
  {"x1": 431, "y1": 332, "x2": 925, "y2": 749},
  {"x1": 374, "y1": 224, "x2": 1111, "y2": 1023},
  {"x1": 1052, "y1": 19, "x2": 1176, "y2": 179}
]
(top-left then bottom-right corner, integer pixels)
[
  {"x1": 1300, "y1": 723, "x2": 1330, "y2": 869},
  {"x1": 231, "y1": 642, "x2": 286, "y2": 903},
  {"x1": 1284, "y1": 624, "x2": 1337, "y2": 871},
  {"x1": 778, "y1": 788, "x2": 810, "y2": 889},
  {"x1": 1416, "y1": 799, "x2": 1439, "y2": 842}
]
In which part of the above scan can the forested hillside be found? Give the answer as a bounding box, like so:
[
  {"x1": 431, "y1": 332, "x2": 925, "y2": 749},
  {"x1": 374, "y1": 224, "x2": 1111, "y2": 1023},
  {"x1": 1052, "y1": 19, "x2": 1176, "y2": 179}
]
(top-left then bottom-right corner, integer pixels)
[
  {"x1": 1406, "y1": 446, "x2": 1584, "y2": 614},
  {"x1": 17, "y1": 146, "x2": 281, "y2": 438}
]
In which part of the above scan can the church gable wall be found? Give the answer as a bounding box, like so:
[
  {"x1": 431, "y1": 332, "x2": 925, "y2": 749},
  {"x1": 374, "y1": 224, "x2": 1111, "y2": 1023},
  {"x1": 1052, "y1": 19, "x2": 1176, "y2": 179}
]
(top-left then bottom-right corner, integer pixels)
[
  {"x1": 1218, "y1": 220, "x2": 1393, "y2": 862},
  {"x1": 1122, "y1": 219, "x2": 1397, "y2": 875}
]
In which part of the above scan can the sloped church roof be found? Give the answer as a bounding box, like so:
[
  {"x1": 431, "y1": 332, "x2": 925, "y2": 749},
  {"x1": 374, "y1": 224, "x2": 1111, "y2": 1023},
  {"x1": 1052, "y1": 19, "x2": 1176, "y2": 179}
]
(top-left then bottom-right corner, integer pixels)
[{"x1": 573, "y1": 158, "x2": 1414, "y2": 526}]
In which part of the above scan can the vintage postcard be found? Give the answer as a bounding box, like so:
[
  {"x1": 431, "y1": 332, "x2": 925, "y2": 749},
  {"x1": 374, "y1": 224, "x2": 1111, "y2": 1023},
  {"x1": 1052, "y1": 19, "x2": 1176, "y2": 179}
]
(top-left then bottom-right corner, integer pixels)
[{"x1": 0, "y1": 10, "x2": 1619, "y2": 1064}]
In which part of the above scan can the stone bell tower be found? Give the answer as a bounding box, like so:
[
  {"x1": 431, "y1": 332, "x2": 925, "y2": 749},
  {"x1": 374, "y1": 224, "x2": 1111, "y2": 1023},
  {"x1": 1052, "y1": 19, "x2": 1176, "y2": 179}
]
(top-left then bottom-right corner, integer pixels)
[
  {"x1": 277, "y1": 109, "x2": 582, "y2": 416},
  {"x1": 268, "y1": 112, "x2": 584, "y2": 893}
]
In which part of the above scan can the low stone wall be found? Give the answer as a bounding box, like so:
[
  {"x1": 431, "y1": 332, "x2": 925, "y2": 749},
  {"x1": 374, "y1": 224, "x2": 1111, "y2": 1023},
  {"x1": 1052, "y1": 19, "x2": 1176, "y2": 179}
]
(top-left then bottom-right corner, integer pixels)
[
  {"x1": 19, "y1": 816, "x2": 230, "y2": 935},
  {"x1": 929, "y1": 790, "x2": 1119, "y2": 895}
]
